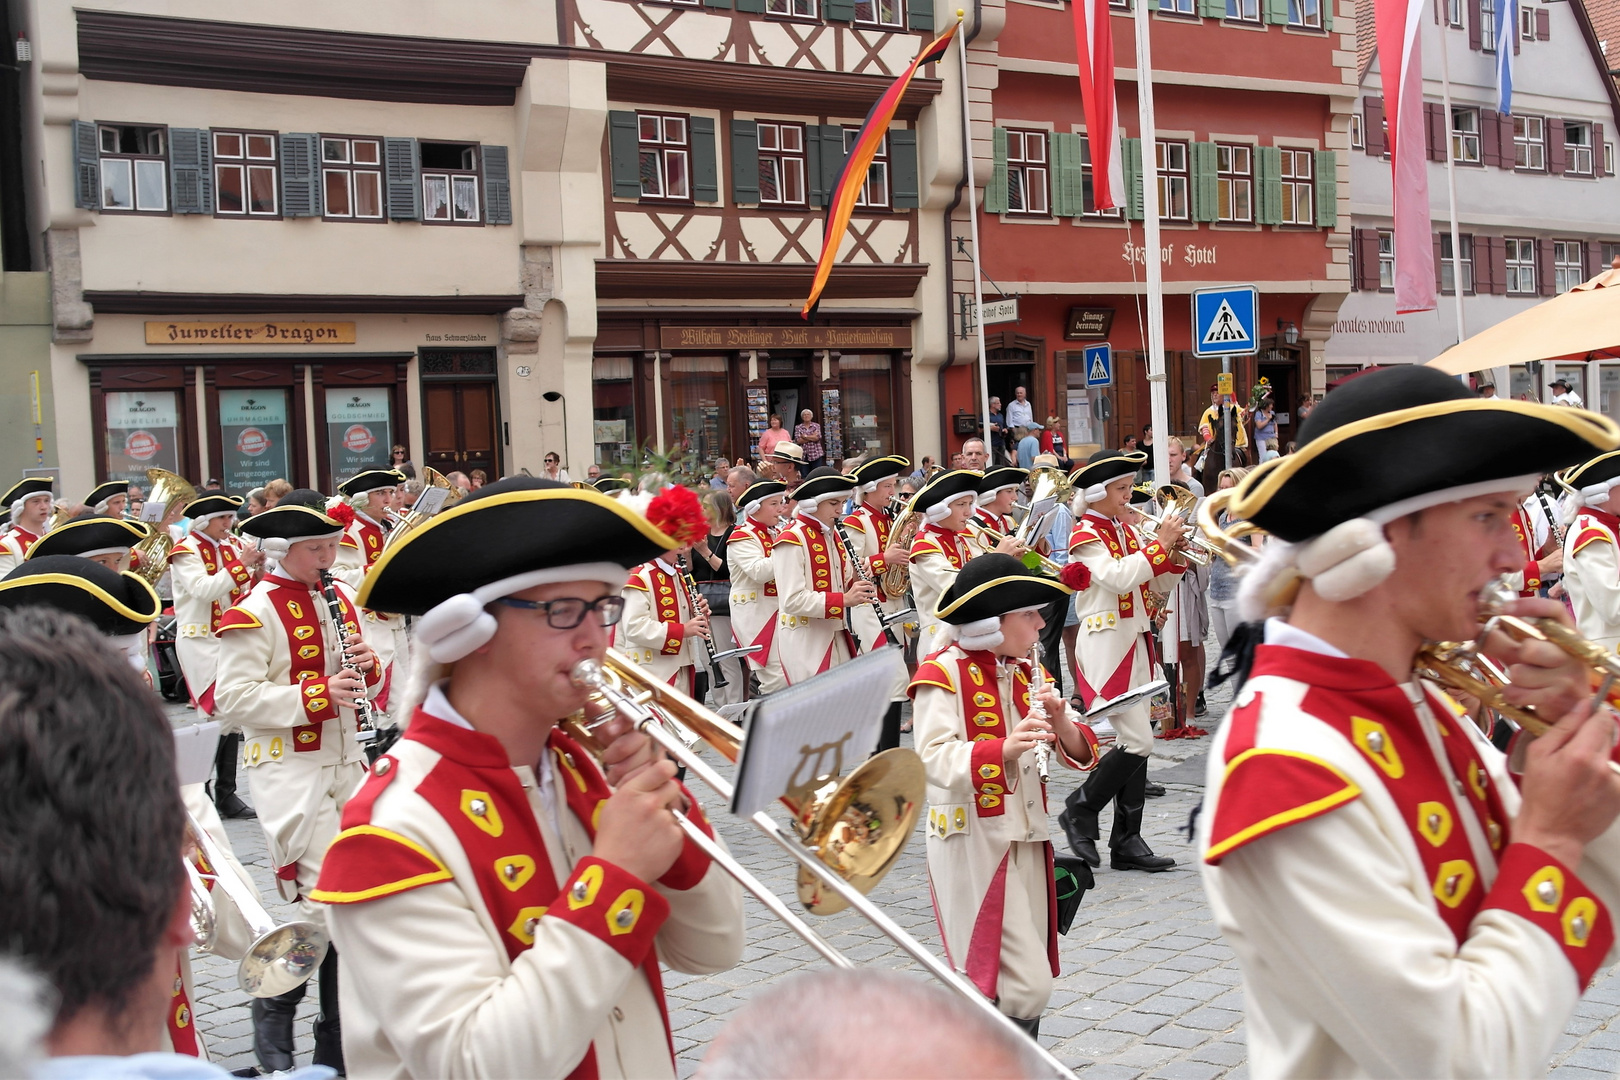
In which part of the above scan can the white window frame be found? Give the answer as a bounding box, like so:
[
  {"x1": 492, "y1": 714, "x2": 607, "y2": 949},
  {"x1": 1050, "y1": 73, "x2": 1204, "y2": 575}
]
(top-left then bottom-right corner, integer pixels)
[
  {"x1": 212, "y1": 130, "x2": 279, "y2": 218},
  {"x1": 1505, "y1": 237, "x2": 1537, "y2": 294},
  {"x1": 1451, "y1": 107, "x2": 1481, "y2": 165},
  {"x1": 1156, "y1": 140, "x2": 1189, "y2": 222},
  {"x1": 637, "y1": 114, "x2": 691, "y2": 203},
  {"x1": 1481, "y1": 0, "x2": 1497, "y2": 50},
  {"x1": 766, "y1": 0, "x2": 817, "y2": 17},
  {"x1": 1520, "y1": 4, "x2": 1535, "y2": 39},
  {"x1": 1439, "y1": 233, "x2": 1473, "y2": 295},
  {"x1": 320, "y1": 136, "x2": 384, "y2": 221},
  {"x1": 756, "y1": 122, "x2": 808, "y2": 208},
  {"x1": 843, "y1": 128, "x2": 890, "y2": 209},
  {"x1": 854, "y1": 0, "x2": 905, "y2": 27},
  {"x1": 1565, "y1": 121, "x2": 1595, "y2": 176},
  {"x1": 97, "y1": 124, "x2": 168, "y2": 214},
  {"x1": 1446, "y1": 0, "x2": 1463, "y2": 27},
  {"x1": 419, "y1": 143, "x2": 482, "y2": 224},
  {"x1": 1349, "y1": 113, "x2": 1364, "y2": 149},
  {"x1": 1554, "y1": 240, "x2": 1585, "y2": 292},
  {"x1": 1514, "y1": 116, "x2": 1545, "y2": 171},
  {"x1": 1079, "y1": 133, "x2": 1122, "y2": 219},
  {"x1": 1279, "y1": 148, "x2": 1314, "y2": 226},
  {"x1": 1287, "y1": 0, "x2": 1322, "y2": 28},
  {"x1": 1004, "y1": 129, "x2": 1050, "y2": 216},
  {"x1": 1216, "y1": 143, "x2": 1252, "y2": 224},
  {"x1": 1226, "y1": 0, "x2": 1260, "y2": 20},
  {"x1": 1377, "y1": 229, "x2": 1394, "y2": 290}
]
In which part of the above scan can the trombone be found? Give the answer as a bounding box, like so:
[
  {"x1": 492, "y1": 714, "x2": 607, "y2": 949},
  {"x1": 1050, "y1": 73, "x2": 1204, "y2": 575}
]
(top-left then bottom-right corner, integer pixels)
[
  {"x1": 185, "y1": 813, "x2": 329, "y2": 997},
  {"x1": 567, "y1": 651, "x2": 1075, "y2": 1076},
  {"x1": 1195, "y1": 489, "x2": 1264, "y2": 567},
  {"x1": 968, "y1": 522, "x2": 1068, "y2": 578}
]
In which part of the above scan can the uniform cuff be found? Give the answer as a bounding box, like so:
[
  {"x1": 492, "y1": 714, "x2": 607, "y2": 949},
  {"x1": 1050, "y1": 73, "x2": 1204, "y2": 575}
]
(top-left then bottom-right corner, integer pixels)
[
  {"x1": 658, "y1": 786, "x2": 717, "y2": 891},
  {"x1": 661, "y1": 623, "x2": 686, "y2": 656},
  {"x1": 869, "y1": 553, "x2": 888, "y2": 577},
  {"x1": 825, "y1": 593, "x2": 845, "y2": 620},
  {"x1": 549, "y1": 856, "x2": 671, "y2": 968},
  {"x1": 300, "y1": 678, "x2": 340, "y2": 723},
  {"x1": 970, "y1": 739, "x2": 1009, "y2": 818},
  {"x1": 1140, "y1": 541, "x2": 1185, "y2": 577},
  {"x1": 1057, "y1": 722, "x2": 1100, "y2": 772},
  {"x1": 1485, "y1": 842, "x2": 1613, "y2": 988},
  {"x1": 1524, "y1": 559, "x2": 1541, "y2": 592}
]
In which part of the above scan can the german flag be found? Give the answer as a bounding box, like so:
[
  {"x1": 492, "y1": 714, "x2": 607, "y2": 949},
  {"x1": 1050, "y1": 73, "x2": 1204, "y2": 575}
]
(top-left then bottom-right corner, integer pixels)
[{"x1": 801, "y1": 20, "x2": 960, "y2": 319}]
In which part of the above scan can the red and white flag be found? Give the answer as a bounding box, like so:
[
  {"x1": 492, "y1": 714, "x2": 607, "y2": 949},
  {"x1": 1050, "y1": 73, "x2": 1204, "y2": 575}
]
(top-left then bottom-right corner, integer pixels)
[
  {"x1": 1375, "y1": 0, "x2": 1436, "y2": 313},
  {"x1": 1071, "y1": 0, "x2": 1124, "y2": 211}
]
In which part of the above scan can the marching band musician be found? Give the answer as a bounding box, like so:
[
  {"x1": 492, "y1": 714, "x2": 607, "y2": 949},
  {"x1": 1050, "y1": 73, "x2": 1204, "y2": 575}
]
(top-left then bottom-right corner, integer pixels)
[
  {"x1": 1560, "y1": 450, "x2": 1620, "y2": 653},
  {"x1": 971, "y1": 466, "x2": 1027, "y2": 542},
  {"x1": 910, "y1": 554, "x2": 1098, "y2": 1039},
  {"x1": 332, "y1": 469, "x2": 409, "y2": 719},
  {"x1": 27, "y1": 513, "x2": 149, "y2": 571},
  {"x1": 771, "y1": 468, "x2": 871, "y2": 684},
  {"x1": 216, "y1": 489, "x2": 381, "y2": 1075},
  {"x1": 82, "y1": 479, "x2": 132, "y2": 519},
  {"x1": 909, "y1": 470, "x2": 1027, "y2": 660},
  {"x1": 842, "y1": 455, "x2": 913, "y2": 654},
  {"x1": 617, "y1": 485, "x2": 712, "y2": 696},
  {"x1": 1507, "y1": 490, "x2": 1561, "y2": 598},
  {"x1": 311, "y1": 477, "x2": 744, "y2": 1078},
  {"x1": 1200, "y1": 365, "x2": 1620, "y2": 1077},
  {"x1": 1058, "y1": 449, "x2": 1185, "y2": 874},
  {"x1": 0, "y1": 476, "x2": 55, "y2": 574},
  {"x1": 729, "y1": 478, "x2": 789, "y2": 694}
]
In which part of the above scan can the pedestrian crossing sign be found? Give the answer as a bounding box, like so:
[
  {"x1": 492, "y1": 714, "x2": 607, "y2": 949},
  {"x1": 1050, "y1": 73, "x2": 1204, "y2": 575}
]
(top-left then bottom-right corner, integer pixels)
[
  {"x1": 1192, "y1": 286, "x2": 1259, "y2": 358},
  {"x1": 1083, "y1": 344, "x2": 1113, "y2": 388}
]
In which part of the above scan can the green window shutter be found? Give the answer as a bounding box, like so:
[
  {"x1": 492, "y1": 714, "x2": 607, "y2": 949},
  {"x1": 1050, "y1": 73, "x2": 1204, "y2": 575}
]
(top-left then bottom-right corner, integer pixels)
[
  {"x1": 690, "y1": 116, "x2": 719, "y2": 202},
  {"x1": 806, "y1": 127, "x2": 824, "y2": 206},
  {"x1": 703, "y1": 0, "x2": 732, "y2": 8},
  {"x1": 1190, "y1": 141, "x2": 1218, "y2": 222},
  {"x1": 1321, "y1": 0, "x2": 1332, "y2": 29},
  {"x1": 731, "y1": 120, "x2": 760, "y2": 205},
  {"x1": 1051, "y1": 132, "x2": 1082, "y2": 216},
  {"x1": 608, "y1": 112, "x2": 641, "y2": 199},
  {"x1": 1198, "y1": 0, "x2": 1224, "y2": 15},
  {"x1": 384, "y1": 137, "x2": 421, "y2": 220},
  {"x1": 73, "y1": 120, "x2": 100, "y2": 210},
  {"x1": 1255, "y1": 145, "x2": 1282, "y2": 225},
  {"x1": 279, "y1": 132, "x2": 322, "y2": 218},
  {"x1": 908, "y1": 0, "x2": 935, "y2": 30},
  {"x1": 826, "y1": 0, "x2": 856, "y2": 20},
  {"x1": 1313, "y1": 149, "x2": 1337, "y2": 227},
  {"x1": 1264, "y1": 0, "x2": 1289, "y2": 23},
  {"x1": 482, "y1": 145, "x2": 513, "y2": 225},
  {"x1": 736, "y1": 0, "x2": 765, "y2": 13},
  {"x1": 168, "y1": 128, "x2": 213, "y2": 215},
  {"x1": 890, "y1": 128, "x2": 920, "y2": 208},
  {"x1": 820, "y1": 125, "x2": 847, "y2": 208},
  {"x1": 1125, "y1": 137, "x2": 1145, "y2": 220},
  {"x1": 984, "y1": 127, "x2": 1009, "y2": 214}
]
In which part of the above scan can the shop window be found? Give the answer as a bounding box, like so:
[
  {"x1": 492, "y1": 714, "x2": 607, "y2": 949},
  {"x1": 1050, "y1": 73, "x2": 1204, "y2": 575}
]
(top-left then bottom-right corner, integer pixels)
[
  {"x1": 593, "y1": 356, "x2": 637, "y2": 466},
  {"x1": 1515, "y1": 116, "x2": 1545, "y2": 171},
  {"x1": 757, "y1": 122, "x2": 808, "y2": 207},
  {"x1": 105, "y1": 391, "x2": 182, "y2": 484},
  {"x1": 838, "y1": 355, "x2": 894, "y2": 459},
  {"x1": 218, "y1": 389, "x2": 291, "y2": 493},
  {"x1": 1600, "y1": 366, "x2": 1620, "y2": 424},
  {"x1": 213, "y1": 130, "x2": 279, "y2": 217},
  {"x1": 98, "y1": 124, "x2": 167, "y2": 214},
  {"x1": 1554, "y1": 240, "x2": 1585, "y2": 292},
  {"x1": 843, "y1": 128, "x2": 890, "y2": 209},
  {"x1": 1451, "y1": 108, "x2": 1482, "y2": 164},
  {"x1": 1279, "y1": 149, "x2": 1314, "y2": 225},
  {"x1": 322, "y1": 136, "x2": 385, "y2": 221},
  {"x1": 1439, "y1": 233, "x2": 1473, "y2": 295},
  {"x1": 1505, "y1": 237, "x2": 1537, "y2": 293},
  {"x1": 638, "y1": 114, "x2": 691, "y2": 202},
  {"x1": 420, "y1": 142, "x2": 482, "y2": 224},
  {"x1": 1217, "y1": 144, "x2": 1252, "y2": 223},
  {"x1": 1555, "y1": 365, "x2": 1587, "y2": 404},
  {"x1": 325, "y1": 388, "x2": 393, "y2": 483},
  {"x1": 1004, "y1": 129, "x2": 1050, "y2": 216},
  {"x1": 669, "y1": 356, "x2": 731, "y2": 466},
  {"x1": 855, "y1": 0, "x2": 904, "y2": 27},
  {"x1": 1156, "y1": 140, "x2": 1189, "y2": 221}
]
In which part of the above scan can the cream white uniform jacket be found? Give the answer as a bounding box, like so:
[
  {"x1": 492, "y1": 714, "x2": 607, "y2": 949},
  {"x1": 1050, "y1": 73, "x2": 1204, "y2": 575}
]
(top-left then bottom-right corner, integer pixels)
[
  {"x1": 770, "y1": 513, "x2": 859, "y2": 684},
  {"x1": 0, "y1": 525, "x2": 41, "y2": 577},
  {"x1": 170, "y1": 532, "x2": 255, "y2": 719},
  {"x1": 332, "y1": 511, "x2": 404, "y2": 705},
  {"x1": 726, "y1": 518, "x2": 785, "y2": 694},
  {"x1": 909, "y1": 524, "x2": 974, "y2": 658},
  {"x1": 841, "y1": 503, "x2": 906, "y2": 654},
  {"x1": 1199, "y1": 620, "x2": 1620, "y2": 1079},
  {"x1": 1565, "y1": 507, "x2": 1620, "y2": 654},
  {"x1": 616, "y1": 558, "x2": 701, "y2": 693}
]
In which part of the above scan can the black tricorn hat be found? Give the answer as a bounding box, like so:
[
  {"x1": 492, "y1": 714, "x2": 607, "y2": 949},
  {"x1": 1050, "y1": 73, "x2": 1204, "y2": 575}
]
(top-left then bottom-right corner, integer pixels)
[
  {"x1": 359, "y1": 477, "x2": 677, "y2": 615},
  {"x1": 239, "y1": 490, "x2": 343, "y2": 541},
  {"x1": 977, "y1": 466, "x2": 1027, "y2": 496},
  {"x1": 909, "y1": 469, "x2": 980, "y2": 514},
  {"x1": 27, "y1": 516, "x2": 150, "y2": 560},
  {"x1": 339, "y1": 470, "x2": 407, "y2": 497},
  {"x1": 792, "y1": 467, "x2": 857, "y2": 506},
  {"x1": 189, "y1": 493, "x2": 244, "y2": 520},
  {"x1": 591, "y1": 476, "x2": 631, "y2": 493},
  {"x1": 935, "y1": 553, "x2": 1071, "y2": 624},
  {"x1": 2, "y1": 477, "x2": 53, "y2": 506},
  {"x1": 1070, "y1": 449, "x2": 1146, "y2": 491},
  {"x1": 84, "y1": 481, "x2": 129, "y2": 509},
  {"x1": 851, "y1": 455, "x2": 910, "y2": 487},
  {"x1": 1129, "y1": 482, "x2": 1155, "y2": 505},
  {"x1": 1232, "y1": 365, "x2": 1620, "y2": 543},
  {"x1": 737, "y1": 480, "x2": 788, "y2": 510},
  {"x1": 0, "y1": 555, "x2": 160, "y2": 635},
  {"x1": 1563, "y1": 449, "x2": 1620, "y2": 492}
]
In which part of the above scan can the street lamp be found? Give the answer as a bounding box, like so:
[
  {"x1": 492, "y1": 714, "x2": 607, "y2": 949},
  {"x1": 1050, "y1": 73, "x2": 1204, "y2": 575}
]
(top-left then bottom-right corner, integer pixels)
[
  {"x1": 1277, "y1": 319, "x2": 1300, "y2": 346},
  {"x1": 541, "y1": 390, "x2": 567, "y2": 472}
]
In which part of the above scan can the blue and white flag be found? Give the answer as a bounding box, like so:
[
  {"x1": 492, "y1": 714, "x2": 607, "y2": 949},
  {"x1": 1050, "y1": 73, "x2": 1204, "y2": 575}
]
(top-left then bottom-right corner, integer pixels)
[{"x1": 1496, "y1": 0, "x2": 1517, "y2": 113}]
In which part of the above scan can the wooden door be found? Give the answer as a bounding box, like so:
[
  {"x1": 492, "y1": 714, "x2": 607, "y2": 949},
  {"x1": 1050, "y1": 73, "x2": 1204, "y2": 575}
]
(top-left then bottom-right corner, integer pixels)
[{"x1": 423, "y1": 382, "x2": 500, "y2": 478}]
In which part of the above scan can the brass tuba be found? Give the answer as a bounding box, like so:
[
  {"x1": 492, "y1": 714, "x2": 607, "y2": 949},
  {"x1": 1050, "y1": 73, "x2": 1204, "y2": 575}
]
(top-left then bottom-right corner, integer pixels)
[
  {"x1": 1014, "y1": 465, "x2": 1075, "y2": 546},
  {"x1": 131, "y1": 469, "x2": 198, "y2": 585},
  {"x1": 878, "y1": 504, "x2": 918, "y2": 599}
]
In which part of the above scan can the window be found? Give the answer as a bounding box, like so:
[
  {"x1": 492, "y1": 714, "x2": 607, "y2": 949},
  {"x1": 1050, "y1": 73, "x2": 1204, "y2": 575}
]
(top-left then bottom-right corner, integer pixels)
[
  {"x1": 1216, "y1": 144, "x2": 1252, "y2": 223},
  {"x1": 766, "y1": 0, "x2": 817, "y2": 16},
  {"x1": 1226, "y1": 0, "x2": 1260, "y2": 20},
  {"x1": 1604, "y1": 242, "x2": 1620, "y2": 270},
  {"x1": 1554, "y1": 240, "x2": 1585, "y2": 292},
  {"x1": 1481, "y1": 0, "x2": 1497, "y2": 49},
  {"x1": 1565, "y1": 121, "x2": 1594, "y2": 176},
  {"x1": 213, "y1": 130, "x2": 278, "y2": 217},
  {"x1": 855, "y1": 0, "x2": 904, "y2": 27},
  {"x1": 1158, "y1": 0, "x2": 1194, "y2": 13},
  {"x1": 1288, "y1": 0, "x2": 1322, "y2": 28},
  {"x1": 1279, "y1": 148, "x2": 1314, "y2": 225},
  {"x1": 1608, "y1": 143, "x2": 1616, "y2": 176},
  {"x1": 105, "y1": 391, "x2": 182, "y2": 483},
  {"x1": 1446, "y1": 0, "x2": 1463, "y2": 27},
  {"x1": 1004, "y1": 129, "x2": 1050, "y2": 216},
  {"x1": 1451, "y1": 108, "x2": 1481, "y2": 164},
  {"x1": 218, "y1": 389, "x2": 291, "y2": 492},
  {"x1": 592, "y1": 357, "x2": 637, "y2": 467},
  {"x1": 839, "y1": 355, "x2": 895, "y2": 458},
  {"x1": 668, "y1": 357, "x2": 731, "y2": 466},
  {"x1": 1439, "y1": 233, "x2": 1473, "y2": 294},
  {"x1": 637, "y1": 116, "x2": 690, "y2": 202},
  {"x1": 1378, "y1": 229, "x2": 1394, "y2": 290},
  {"x1": 326, "y1": 388, "x2": 393, "y2": 479},
  {"x1": 843, "y1": 128, "x2": 890, "y2": 209},
  {"x1": 1514, "y1": 116, "x2": 1545, "y2": 170},
  {"x1": 1349, "y1": 113, "x2": 1364, "y2": 149},
  {"x1": 756, "y1": 122, "x2": 807, "y2": 207},
  {"x1": 1156, "y1": 140, "x2": 1189, "y2": 221},
  {"x1": 1520, "y1": 4, "x2": 1535, "y2": 39},
  {"x1": 97, "y1": 124, "x2": 167, "y2": 214},
  {"x1": 321, "y1": 136, "x2": 384, "y2": 221},
  {"x1": 1080, "y1": 134, "x2": 1121, "y2": 218},
  {"x1": 420, "y1": 141, "x2": 482, "y2": 223},
  {"x1": 1109, "y1": 0, "x2": 1128, "y2": 8},
  {"x1": 1505, "y1": 237, "x2": 1537, "y2": 293}
]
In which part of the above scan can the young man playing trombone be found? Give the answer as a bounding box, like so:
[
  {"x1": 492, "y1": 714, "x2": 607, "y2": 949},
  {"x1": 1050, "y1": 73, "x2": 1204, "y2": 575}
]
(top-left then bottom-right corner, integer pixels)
[
  {"x1": 312, "y1": 477, "x2": 743, "y2": 1078},
  {"x1": 1200, "y1": 365, "x2": 1620, "y2": 1077}
]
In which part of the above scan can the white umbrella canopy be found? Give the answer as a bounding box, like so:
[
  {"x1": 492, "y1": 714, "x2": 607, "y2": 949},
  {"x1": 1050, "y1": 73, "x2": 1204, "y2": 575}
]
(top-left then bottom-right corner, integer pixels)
[{"x1": 1427, "y1": 267, "x2": 1620, "y2": 376}]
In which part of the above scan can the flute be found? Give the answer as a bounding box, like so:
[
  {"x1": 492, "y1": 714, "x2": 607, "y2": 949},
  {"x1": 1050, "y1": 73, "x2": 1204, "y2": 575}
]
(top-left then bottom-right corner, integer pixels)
[
  {"x1": 1027, "y1": 644, "x2": 1052, "y2": 783},
  {"x1": 317, "y1": 570, "x2": 376, "y2": 740}
]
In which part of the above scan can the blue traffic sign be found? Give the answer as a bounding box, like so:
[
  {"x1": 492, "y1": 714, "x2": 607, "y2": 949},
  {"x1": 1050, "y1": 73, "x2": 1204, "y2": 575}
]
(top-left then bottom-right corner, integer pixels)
[
  {"x1": 1083, "y1": 343, "x2": 1113, "y2": 388},
  {"x1": 1192, "y1": 286, "x2": 1259, "y2": 358}
]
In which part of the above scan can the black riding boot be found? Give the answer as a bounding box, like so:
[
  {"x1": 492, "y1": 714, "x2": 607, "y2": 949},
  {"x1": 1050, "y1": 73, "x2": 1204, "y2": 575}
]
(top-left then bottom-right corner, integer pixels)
[
  {"x1": 1109, "y1": 758, "x2": 1175, "y2": 872},
  {"x1": 876, "y1": 700, "x2": 904, "y2": 753},
  {"x1": 253, "y1": 980, "x2": 304, "y2": 1073},
  {"x1": 1007, "y1": 1015, "x2": 1042, "y2": 1040},
  {"x1": 312, "y1": 945, "x2": 345, "y2": 1074},
  {"x1": 1058, "y1": 747, "x2": 1142, "y2": 866},
  {"x1": 214, "y1": 733, "x2": 256, "y2": 818}
]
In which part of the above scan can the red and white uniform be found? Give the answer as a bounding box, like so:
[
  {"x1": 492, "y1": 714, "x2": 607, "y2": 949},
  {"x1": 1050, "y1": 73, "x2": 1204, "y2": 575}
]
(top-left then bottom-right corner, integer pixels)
[
  {"x1": 1200, "y1": 623, "x2": 1620, "y2": 1077},
  {"x1": 969, "y1": 507, "x2": 1013, "y2": 556},
  {"x1": 842, "y1": 501, "x2": 904, "y2": 654},
  {"x1": 333, "y1": 510, "x2": 403, "y2": 711},
  {"x1": 727, "y1": 517, "x2": 784, "y2": 694},
  {"x1": 170, "y1": 532, "x2": 255, "y2": 718},
  {"x1": 617, "y1": 558, "x2": 701, "y2": 694},
  {"x1": 909, "y1": 523, "x2": 975, "y2": 657},
  {"x1": 770, "y1": 513, "x2": 859, "y2": 684},
  {"x1": 1505, "y1": 505, "x2": 1549, "y2": 598},
  {"x1": 910, "y1": 647, "x2": 1097, "y2": 1018},
  {"x1": 1565, "y1": 505, "x2": 1620, "y2": 654},
  {"x1": 0, "y1": 524, "x2": 43, "y2": 575}
]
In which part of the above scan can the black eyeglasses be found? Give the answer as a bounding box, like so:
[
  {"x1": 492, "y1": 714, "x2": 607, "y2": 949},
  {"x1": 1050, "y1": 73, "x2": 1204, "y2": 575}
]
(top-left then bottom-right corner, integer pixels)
[{"x1": 495, "y1": 594, "x2": 625, "y2": 629}]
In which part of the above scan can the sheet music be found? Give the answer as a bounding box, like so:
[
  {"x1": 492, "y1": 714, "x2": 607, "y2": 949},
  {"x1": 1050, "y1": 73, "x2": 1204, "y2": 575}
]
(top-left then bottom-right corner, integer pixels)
[
  {"x1": 730, "y1": 649, "x2": 906, "y2": 817},
  {"x1": 173, "y1": 721, "x2": 221, "y2": 787},
  {"x1": 412, "y1": 487, "x2": 450, "y2": 516},
  {"x1": 140, "y1": 499, "x2": 168, "y2": 524}
]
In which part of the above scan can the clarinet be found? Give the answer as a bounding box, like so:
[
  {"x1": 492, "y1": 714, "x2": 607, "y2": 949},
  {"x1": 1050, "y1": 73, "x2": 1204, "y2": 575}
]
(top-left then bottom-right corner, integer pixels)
[
  {"x1": 317, "y1": 570, "x2": 376, "y2": 739},
  {"x1": 831, "y1": 517, "x2": 903, "y2": 649},
  {"x1": 675, "y1": 554, "x2": 728, "y2": 689},
  {"x1": 1027, "y1": 644, "x2": 1053, "y2": 784},
  {"x1": 1534, "y1": 487, "x2": 1566, "y2": 550}
]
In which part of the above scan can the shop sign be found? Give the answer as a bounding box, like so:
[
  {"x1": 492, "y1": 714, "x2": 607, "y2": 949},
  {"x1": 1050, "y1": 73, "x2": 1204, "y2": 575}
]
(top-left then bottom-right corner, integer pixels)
[
  {"x1": 145, "y1": 321, "x2": 357, "y2": 345},
  {"x1": 219, "y1": 390, "x2": 289, "y2": 492},
  {"x1": 1064, "y1": 307, "x2": 1115, "y2": 341},
  {"x1": 326, "y1": 389, "x2": 391, "y2": 481},
  {"x1": 104, "y1": 391, "x2": 180, "y2": 484},
  {"x1": 658, "y1": 325, "x2": 912, "y2": 351}
]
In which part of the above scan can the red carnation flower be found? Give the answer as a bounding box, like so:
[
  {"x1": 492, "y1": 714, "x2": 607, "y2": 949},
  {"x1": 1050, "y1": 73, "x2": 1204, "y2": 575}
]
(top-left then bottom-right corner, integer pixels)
[
  {"x1": 646, "y1": 485, "x2": 708, "y2": 547},
  {"x1": 327, "y1": 503, "x2": 356, "y2": 528},
  {"x1": 1061, "y1": 562, "x2": 1092, "y2": 592}
]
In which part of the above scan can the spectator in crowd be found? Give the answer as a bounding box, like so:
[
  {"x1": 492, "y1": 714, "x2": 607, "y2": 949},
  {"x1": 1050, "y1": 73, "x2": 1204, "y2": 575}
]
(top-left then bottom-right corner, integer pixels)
[
  {"x1": 445, "y1": 470, "x2": 472, "y2": 495},
  {"x1": 263, "y1": 478, "x2": 293, "y2": 508},
  {"x1": 1041, "y1": 416, "x2": 1066, "y2": 463},
  {"x1": 949, "y1": 453, "x2": 966, "y2": 469},
  {"x1": 986, "y1": 395, "x2": 1006, "y2": 463},
  {"x1": 1550, "y1": 378, "x2": 1584, "y2": 407},
  {"x1": 389, "y1": 444, "x2": 416, "y2": 480},
  {"x1": 1477, "y1": 383, "x2": 1497, "y2": 399},
  {"x1": 710, "y1": 459, "x2": 730, "y2": 490},
  {"x1": 1005, "y1": 385, "x2": 1034, "y2": 431},
  {"x1": 910, "y1": 457, "x2": 936, "y2": 482},
  {"x1": 768, "y1": 442, "x2": 806, "y2": 488},
  {"x1": 126, "y1": 484, "x2": 145, "y2": 519},
  {"x1": 1015, "y1": 426, "x2": 1041, "y2": 470},
  {"x1": 726, "y1": 465, "x2": 757, "y2": 505},
  {"x1": 691, "y1": 490, "x2": 744, "y2": 708},
  {"x1": 1122, "y1": 434, "x2": 1139, "y2": 453},
  {"x1": 1252, "y1": 389, "x2": 1279, "y2": 463},
  {"x1": 757, "y1": 414, "x2": 792, "y2": 460},
  {"x1": 468, "y1": 468, "x2": 488, "y2": 490},
  {"x1": 586, "y1": 463, "x2": 602, "y2": 482},
  {"x1": 539, "y1": 453, "x2": 570, "y2": 483},
  {"x1": 960, "y1": 437, "x2": 989, "y2": 471},
  {"x1": 246, "y1": 487, "x2": 270, "y2": 515},
  {"x1": 1297, "y1": 395, "x2": 1317, "y2": 423},
  {"x1": 795, "y1": 409, "x2": 825, "y2": 469},
  {"x1": 1198, "y1": 383, "x2": 1250, "y2": 468}
]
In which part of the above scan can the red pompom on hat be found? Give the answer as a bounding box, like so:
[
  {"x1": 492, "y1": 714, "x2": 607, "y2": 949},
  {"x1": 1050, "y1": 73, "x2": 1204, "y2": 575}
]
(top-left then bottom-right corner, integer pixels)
[
  {"x1": 645, "y1": 485, "x2": 708, "y2": 548},
  {"x1": 327, "y1": 503, "x2": 356, "y2": 528},
  {"x1": 1060, "y1": 561, "x2": 1092, "y2": 592}
]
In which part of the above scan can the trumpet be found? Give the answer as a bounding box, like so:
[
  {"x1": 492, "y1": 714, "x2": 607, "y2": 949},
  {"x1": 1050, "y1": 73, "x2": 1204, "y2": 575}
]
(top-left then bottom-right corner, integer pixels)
[
  {"x1": 566, "y1": 651, "x2": 1075, "y2": 1074},
  {"x1": 1132, "y1": 488, "x2": 1218, "y2": 567},
  {"x1": 968, "y1": 522, "x2": 1067, "y2": 579},
  {"x1": 185, "y1": 814, "x2": 328, "y2": 996},
  {"x1": 1195, "y1": 490, "x2": 1265, "y2": 566}
]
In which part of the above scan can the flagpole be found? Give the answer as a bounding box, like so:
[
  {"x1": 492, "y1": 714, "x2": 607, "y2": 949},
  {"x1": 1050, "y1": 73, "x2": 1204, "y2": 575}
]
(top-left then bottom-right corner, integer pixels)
[
  {"x1": 1437, "y1": 28, "x2": 1467, "y2": 344},
  {"x1": 1133, "y1": 0, "x2": 1170, "y2": 487},
  {"x1": 957, "y1": 10, "x2": 994, "y2": 455}
]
